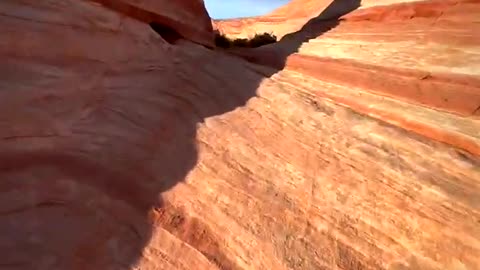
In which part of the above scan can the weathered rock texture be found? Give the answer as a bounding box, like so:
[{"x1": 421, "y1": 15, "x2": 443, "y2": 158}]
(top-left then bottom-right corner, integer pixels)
[
  {"x1": 0, "y1": 0, "x2": 479, "y2": 270},
  {"x1": 214, "y1": 0, "x2": 431, "y2": 38}
]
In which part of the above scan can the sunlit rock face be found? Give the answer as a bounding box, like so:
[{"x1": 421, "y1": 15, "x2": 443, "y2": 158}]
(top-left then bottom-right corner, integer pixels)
[{"x1": 0, "y1": 0, "x2": 479, "y2": 270}]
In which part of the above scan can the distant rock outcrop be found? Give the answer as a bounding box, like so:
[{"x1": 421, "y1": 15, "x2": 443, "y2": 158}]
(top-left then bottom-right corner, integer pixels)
[{"x1": 0, "y1": 0, "x2": 479, "y2": 270}]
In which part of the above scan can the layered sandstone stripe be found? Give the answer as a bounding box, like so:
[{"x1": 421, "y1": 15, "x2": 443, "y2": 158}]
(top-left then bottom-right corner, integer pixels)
[
  {"x1": 231, "y1": 0, "x2": 480, "y2": 156},
  {"x1": 213, "y1": 0, "x2": 423, "y2": 39}
]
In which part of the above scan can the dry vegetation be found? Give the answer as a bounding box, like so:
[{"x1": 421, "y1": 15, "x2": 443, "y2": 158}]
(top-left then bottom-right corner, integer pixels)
[{"x1": 214, "y1": 32, "x2": 277, "y2": 48}]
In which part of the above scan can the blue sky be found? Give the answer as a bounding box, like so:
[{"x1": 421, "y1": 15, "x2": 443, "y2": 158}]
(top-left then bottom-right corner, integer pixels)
[{"x1": 205, "y1": 0, "x2": 289, "y2": 19}]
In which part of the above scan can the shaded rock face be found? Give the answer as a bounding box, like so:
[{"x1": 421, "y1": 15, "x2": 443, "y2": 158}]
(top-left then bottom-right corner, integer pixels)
[
  {"x1": 1, "y1": 1, "x2": 480, "y2": 270},
  {"x1": 92, "y1": 0, "x2": 214, "y2": 46},
  {"x1": 0, "y1": 0, "x2": 254, "y2": 269}
]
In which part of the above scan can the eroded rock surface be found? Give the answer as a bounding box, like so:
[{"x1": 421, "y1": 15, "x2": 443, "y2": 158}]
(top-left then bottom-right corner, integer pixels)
[
  {"x1": 213, "y1": 0, "x2": 417, "y2": 39},
  {"x1": 1, "y1": 0, "x2": 479, "y2": 270}
]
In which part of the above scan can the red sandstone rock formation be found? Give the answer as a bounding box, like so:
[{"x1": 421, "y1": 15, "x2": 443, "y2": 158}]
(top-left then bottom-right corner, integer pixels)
[
  {"x1": 213, "y1": 0, "x2": 433, "y2": 38},
  {"x1": 214, "y1": 0, "x2": 363, "y2": 39},
  {"x1": 1, "y1": 0, "x2": 479, "y2": 270}
]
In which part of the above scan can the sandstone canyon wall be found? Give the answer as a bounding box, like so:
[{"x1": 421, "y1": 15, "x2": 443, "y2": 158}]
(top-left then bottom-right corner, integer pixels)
[
  {"x1": 213, "y1": 0, "x2": 421, "y2": 39},
  {"x1": 0, "y1": 0, "x2": 479, "y2": 270}
]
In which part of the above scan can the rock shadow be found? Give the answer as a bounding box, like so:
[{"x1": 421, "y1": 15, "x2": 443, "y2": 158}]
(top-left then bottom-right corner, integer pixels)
[{"x1": 233, "y1": 0, "x2": 362, "y2": 70}]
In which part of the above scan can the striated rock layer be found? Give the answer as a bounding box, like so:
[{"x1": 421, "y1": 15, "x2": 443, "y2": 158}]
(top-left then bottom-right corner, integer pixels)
[
  {"x1": 213, "y1": 0, "x2": 420, "y2": 39},
  {"x1": 228, "y1": 0, "x2": 480, "y2": 156},
  {"x1": 0, "y1": 0, "x2": 479, "y2": 270}
]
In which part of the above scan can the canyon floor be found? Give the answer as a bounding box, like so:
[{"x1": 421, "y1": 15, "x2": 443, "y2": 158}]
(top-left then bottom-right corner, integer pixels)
[{"x1": 0, "y1": 0, "x2": 479, "y2": 269}]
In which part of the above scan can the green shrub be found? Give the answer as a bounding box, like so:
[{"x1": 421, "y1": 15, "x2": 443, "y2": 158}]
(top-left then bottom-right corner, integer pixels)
[
  {"x1": 249, "y1": 32, "x2": 277, "y2": 48},
  {"x1": 232, "y1": 38, "x2": 249, "y2": 47},
  {"x1": 214, "y1": 32, "x2": 232, "y2": 48},
  {"x1": 214, "y1": 32, "x2": 277, "y2": 48}
]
